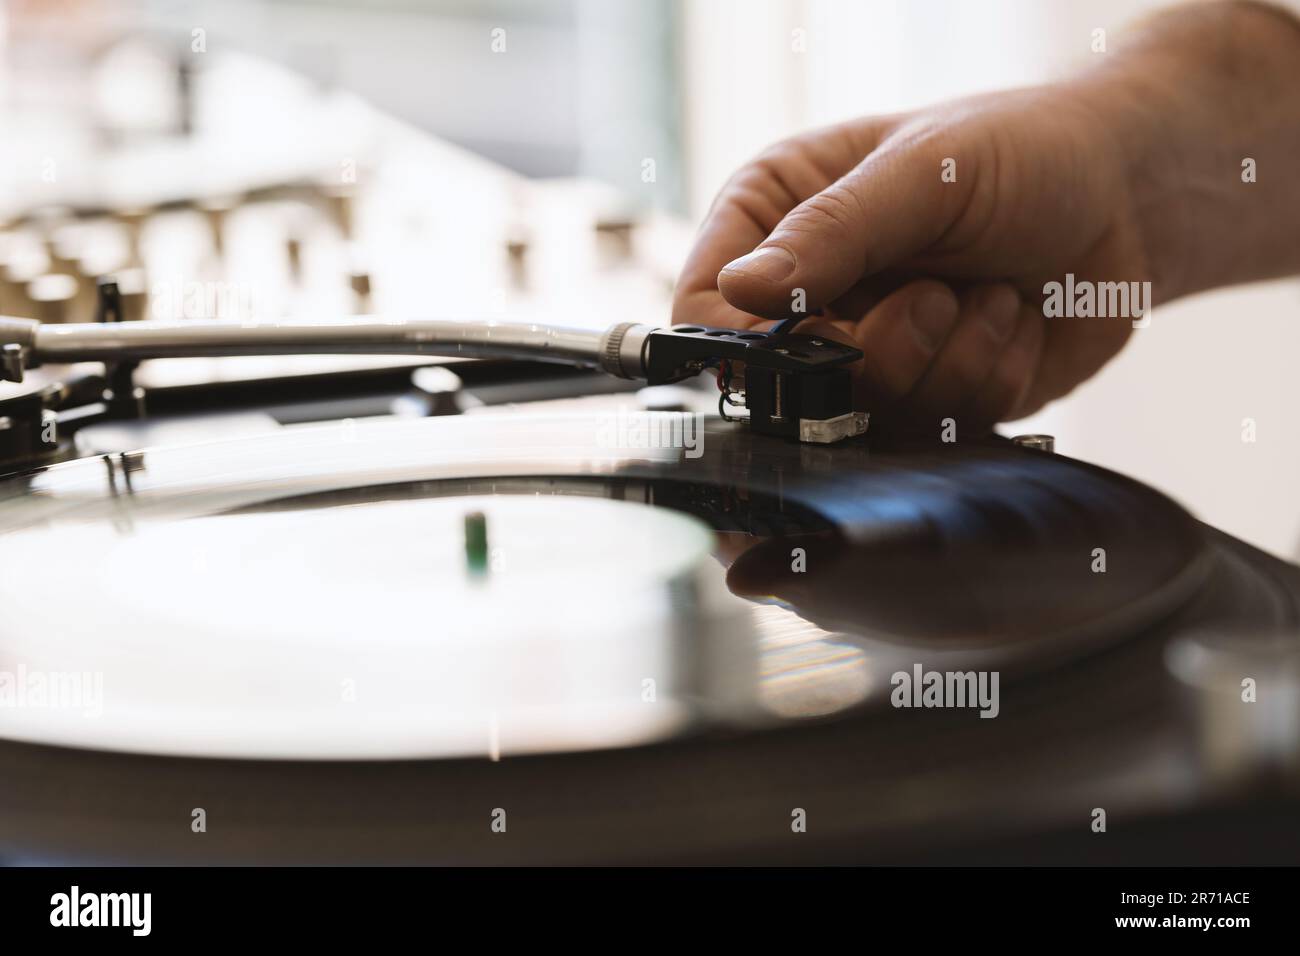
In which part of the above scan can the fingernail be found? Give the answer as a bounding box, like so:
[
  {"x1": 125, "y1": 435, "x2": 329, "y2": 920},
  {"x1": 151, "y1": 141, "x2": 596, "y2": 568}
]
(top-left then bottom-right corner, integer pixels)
[
  {"x1": 909, "y1": 290, "x2": 959, "y2": 352},
  {"x1": 721, "y1": 246, "x2": 796, "y2": 283},
  {"x1": 981, "y1": 287, "x2": 1019, "y2": 343}
]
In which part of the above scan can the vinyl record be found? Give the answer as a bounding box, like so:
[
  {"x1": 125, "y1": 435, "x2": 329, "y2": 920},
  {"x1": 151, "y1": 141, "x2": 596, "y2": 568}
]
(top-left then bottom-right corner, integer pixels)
[{"x1": 2, "y1": 413, "x2": 1298, "y2": 864}]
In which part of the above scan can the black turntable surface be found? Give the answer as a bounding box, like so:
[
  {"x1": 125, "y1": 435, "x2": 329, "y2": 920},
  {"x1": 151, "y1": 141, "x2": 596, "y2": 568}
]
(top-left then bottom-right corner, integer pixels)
[{"x1": 1, "y1": 414, "x2": 1297, "y2": 864}]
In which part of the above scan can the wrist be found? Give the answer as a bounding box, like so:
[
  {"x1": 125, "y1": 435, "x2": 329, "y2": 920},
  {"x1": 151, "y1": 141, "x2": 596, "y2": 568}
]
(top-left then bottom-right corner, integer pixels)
[{"x1": 1070, "y1": 1, "x2": 1300, "y2": 301}]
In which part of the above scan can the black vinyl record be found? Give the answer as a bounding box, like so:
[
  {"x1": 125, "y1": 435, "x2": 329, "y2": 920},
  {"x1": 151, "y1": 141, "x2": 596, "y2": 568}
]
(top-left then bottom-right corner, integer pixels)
[{"x1": 0, "y1": 413, "x2": 1296, "y2": 863}]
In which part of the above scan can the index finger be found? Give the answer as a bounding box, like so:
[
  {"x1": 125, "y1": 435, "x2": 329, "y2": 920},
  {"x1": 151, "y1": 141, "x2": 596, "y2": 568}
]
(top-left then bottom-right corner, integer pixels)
[{"x1": 671, "y1": 125, "x2": 878, "y2": 330}]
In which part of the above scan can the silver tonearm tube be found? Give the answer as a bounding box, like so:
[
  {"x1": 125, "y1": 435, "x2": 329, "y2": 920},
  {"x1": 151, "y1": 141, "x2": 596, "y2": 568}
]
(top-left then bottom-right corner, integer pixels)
[{"x1": 0, "y1": 316, "x2": 654, "y2": 383}]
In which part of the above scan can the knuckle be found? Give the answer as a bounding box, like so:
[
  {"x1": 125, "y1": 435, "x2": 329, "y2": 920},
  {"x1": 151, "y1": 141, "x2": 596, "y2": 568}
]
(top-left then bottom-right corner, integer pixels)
[{"x1": 797, "y1": 186, "x2": 865, "y2": 236}]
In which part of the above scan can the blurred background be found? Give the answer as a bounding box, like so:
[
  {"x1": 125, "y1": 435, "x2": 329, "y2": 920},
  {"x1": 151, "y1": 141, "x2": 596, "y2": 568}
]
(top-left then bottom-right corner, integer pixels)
[{"x1": 2, "y1": 0, "x2": 1297, "y2": 558}]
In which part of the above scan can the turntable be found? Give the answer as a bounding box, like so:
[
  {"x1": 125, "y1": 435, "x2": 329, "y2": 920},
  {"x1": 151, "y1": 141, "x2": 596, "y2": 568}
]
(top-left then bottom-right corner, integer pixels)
[
  {"x1": 0, "y1": 306, "x2": 1298, "y2": 866},
  {"x1": 0, "y1": 33, "x2": 1297, "y2": 866}
]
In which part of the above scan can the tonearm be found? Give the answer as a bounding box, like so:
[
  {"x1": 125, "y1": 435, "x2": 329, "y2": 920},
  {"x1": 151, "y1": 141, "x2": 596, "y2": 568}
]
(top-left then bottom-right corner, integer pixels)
[{"x1": 0, "y1": 313, "x2": 868, "y2": 447}]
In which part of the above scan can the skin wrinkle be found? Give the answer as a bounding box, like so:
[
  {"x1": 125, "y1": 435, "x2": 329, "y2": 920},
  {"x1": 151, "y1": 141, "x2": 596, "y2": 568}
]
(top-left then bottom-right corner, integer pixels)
[
  {"x1": 760, "y1": 142, "x2": 837, "y2": 204},
  {"x1": 796, "y1": 185, "x2": 869, "y2": 263},
  {"x1": 916, "y1": 134, "x2": 989, "y2": 267},
  {"x1": 750, "y1": 157, "x2": 804, "y2": 217},
  {"x1": 830, "y1": 163, "x2": 887, "y2": 282},
  {"x1": 730, "y1": 182, "x2": 789, "y2": 236}
]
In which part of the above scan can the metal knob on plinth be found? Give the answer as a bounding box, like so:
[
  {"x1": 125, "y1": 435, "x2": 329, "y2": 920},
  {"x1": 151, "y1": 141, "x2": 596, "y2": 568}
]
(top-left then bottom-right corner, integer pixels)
[{"x1": 1012, "y1": 434, "x2": 1055, "y2": 453}]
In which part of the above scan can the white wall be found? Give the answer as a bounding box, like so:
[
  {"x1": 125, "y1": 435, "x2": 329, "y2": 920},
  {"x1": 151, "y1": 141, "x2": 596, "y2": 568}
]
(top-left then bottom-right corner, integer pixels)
[{"x1": 681, "y1": 0, "x2": 1300, "y2": 559}]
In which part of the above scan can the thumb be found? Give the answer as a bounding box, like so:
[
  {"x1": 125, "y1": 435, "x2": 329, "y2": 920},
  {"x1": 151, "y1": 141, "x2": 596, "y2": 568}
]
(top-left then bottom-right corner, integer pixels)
[{"x1": 717, "y1": 144, "x2": 960, "y2": 318}]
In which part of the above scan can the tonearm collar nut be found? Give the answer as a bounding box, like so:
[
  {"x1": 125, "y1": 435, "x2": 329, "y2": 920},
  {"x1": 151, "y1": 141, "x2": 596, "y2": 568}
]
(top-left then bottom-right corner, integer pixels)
[
  {"x1": 1, "y1": 343, "x2": 27, "y2": 384},
  {"x1": 0, "y1": 319, "x2": 39, "y2": 384}
]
